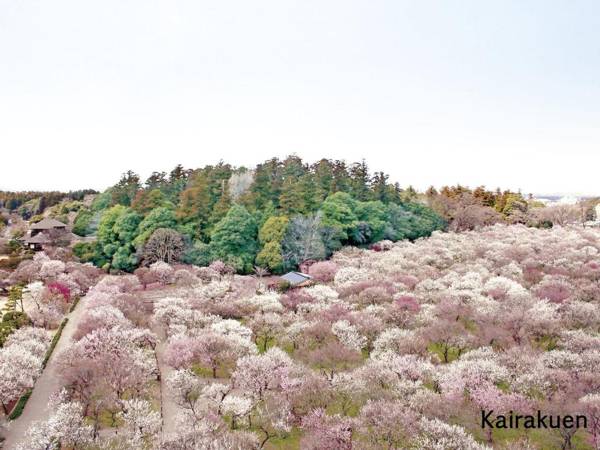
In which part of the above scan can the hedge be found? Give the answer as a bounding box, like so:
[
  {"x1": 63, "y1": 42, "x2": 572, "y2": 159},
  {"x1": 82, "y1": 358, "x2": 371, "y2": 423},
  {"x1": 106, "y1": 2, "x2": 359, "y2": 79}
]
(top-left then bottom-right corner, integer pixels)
[
  {"x1": 69, "y1": 296, "x2": 81, "y2": 313},
  {"x1": 8, "y1": 389, "x2": 32, "y2": 420},
  {"x1": 42, "y1": 317, "x2": 68, "y2": 369}
]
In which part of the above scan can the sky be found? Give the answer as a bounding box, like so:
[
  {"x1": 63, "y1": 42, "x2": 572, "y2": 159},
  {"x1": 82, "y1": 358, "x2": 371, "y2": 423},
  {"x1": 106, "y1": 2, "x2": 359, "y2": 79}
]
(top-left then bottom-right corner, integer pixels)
[{"x1": 1, "y1": 0, "x2": 599, "y2": 195}]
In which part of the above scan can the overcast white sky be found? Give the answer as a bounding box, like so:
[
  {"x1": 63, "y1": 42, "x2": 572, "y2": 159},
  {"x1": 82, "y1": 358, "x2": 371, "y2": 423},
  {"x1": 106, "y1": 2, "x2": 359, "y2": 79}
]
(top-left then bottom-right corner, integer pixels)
[{"x1": 1, "y1": 0, "x2": 599, "y2": 195}]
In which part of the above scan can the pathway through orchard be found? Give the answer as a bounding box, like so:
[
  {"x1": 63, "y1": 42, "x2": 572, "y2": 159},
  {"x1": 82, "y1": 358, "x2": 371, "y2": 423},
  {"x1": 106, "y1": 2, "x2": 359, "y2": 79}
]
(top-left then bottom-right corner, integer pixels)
[
  {"x1": 142, "y1": 287, "x2": 184, "y2": 438},
  {"x1": 155, "y1": 337, "x2": 181, "y2": 437},
  {"x1": 1, "y1": 297, "x2": 86, "y2": 449}
]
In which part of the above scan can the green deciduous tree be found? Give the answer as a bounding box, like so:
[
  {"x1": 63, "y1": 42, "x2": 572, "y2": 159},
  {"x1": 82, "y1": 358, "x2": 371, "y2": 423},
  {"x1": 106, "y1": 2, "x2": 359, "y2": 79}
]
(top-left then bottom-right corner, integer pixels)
[
  {"x1": 72, "y1": 209, "x2": 93, "y2": 236},
  {"x1": 320, "y1": 192, "x2": 359, "y2": 243},
  {"x1": 133, "y1": 206, "x2": 177, "y2": 248},
  {"x1": 96, "y1": 205, "x2": 141, "y2": 271},
  {"x1": 256, "y1": 216, "x2": 289, "y2": 273},
  {"x1": 210, "y1": 204, "x2": 258, "y2": 273}
]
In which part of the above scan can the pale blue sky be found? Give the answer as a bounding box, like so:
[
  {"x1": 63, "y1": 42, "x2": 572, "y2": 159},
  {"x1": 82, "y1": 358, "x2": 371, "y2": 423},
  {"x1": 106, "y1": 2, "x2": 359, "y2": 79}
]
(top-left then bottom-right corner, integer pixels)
[{"x1": 1, "y1": 1, "x2": 599, "y2": 194}]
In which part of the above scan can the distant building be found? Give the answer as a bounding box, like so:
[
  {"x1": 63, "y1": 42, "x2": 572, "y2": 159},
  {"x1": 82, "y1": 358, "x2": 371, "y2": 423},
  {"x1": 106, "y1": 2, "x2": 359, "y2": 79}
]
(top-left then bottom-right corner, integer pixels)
[
  {"x1": 280, "y1": 271, "x2": 313, "y2": 287},
  {"x1": 23, "y1": 232, "x2": 53, "y2": 251},
  {"x1": 29, "y1": 218, "x2": 67, "y2": 236},
  {"x1": 20, "y1": 217, "x2": 69, "y2": 251}
]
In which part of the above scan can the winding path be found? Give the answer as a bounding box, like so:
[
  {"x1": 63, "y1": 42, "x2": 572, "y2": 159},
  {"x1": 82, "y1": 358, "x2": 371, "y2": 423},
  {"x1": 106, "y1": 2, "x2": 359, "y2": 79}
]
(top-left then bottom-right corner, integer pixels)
[{"x1": 1, "y1": 298, "x2": 86, "y2": 449}]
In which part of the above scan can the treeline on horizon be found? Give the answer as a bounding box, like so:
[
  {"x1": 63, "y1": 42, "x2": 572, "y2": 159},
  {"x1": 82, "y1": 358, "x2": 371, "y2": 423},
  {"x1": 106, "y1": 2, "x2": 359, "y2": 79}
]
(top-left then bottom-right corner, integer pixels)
[
  {"x1": 5, "y1": 156, "x2": 591, "y2": 274},
  {"x1": 0, "y1": 190, "x2": 98, "y2": 217},
  {"x1": 63, "y1": 156, "x2": 446, "y2": 273}
]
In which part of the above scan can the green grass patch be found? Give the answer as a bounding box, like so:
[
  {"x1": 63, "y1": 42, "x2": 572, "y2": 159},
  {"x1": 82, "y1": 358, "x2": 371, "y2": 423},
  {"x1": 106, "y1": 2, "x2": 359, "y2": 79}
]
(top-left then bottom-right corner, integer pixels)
[
  {"x1": 427, "y1": 342, "x2": 462, "y2": 363},
  {"x1": 256, "y1": 336, "x2": 277, "y2": 353},
  {"x1": 535, "y1": 334, "x2": 558, "y2": 351},
  {"x1": 263, "y1": 428, "x2": 302, "y2": 450},
  {"x1": 192, "y1": 363, "x2": 231, "y2": 379},
  {"x1": 325, "y1": 396, "x2": 360, "y2": 417}
]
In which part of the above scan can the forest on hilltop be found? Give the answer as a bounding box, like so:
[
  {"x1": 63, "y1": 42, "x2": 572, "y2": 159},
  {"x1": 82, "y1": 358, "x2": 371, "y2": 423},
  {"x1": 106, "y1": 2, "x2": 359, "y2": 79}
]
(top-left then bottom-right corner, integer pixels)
[{"x1": 61, "y1": 156, "x2": 446, "y2": 273}]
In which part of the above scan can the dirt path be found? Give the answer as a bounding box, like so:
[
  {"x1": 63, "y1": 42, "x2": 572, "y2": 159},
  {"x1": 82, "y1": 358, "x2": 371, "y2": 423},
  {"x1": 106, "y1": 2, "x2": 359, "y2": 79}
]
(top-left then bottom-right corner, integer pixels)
[
  {"x1": 155, "y1": 336, "x2": 181, "y2": 438},
  {"x1": 1, "y1": 297, "x2": 86, "y2": 449}
]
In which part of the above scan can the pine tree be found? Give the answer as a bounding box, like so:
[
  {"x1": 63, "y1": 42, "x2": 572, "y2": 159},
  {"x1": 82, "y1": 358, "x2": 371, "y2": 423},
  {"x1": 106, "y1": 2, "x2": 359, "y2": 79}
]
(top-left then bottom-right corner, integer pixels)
[
  {"x1": 111, "y1": 170, "x2": 141, "y2": 206},
  {"x1": 209, "y1": 182, "x2": 232, "y2": 229},
  {"x1": 279, "y1": 178, "x2": 306, "y2": 216},
  {"x1": 331, "y1": 160, "x2": 350, "y2": 193},
  {"x1": 5, "y1": 285, "x2": 23, "y2": 312},
  {"x1": 371, "y1": 171, "x2": 390, "y2": 202},
  {"x1": 349, "y1": 160, "x2": 371, "y2": 201},
  {"x1": 312, "y1": 159, "x2": 335, "y2": 197}
]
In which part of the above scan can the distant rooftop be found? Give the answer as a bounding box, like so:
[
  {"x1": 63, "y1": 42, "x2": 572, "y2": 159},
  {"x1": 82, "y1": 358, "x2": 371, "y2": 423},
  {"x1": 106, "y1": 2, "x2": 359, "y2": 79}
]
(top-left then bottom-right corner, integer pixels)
[
  {"x1": 30, "y1": 217, "x2": 67, "y2": 230},
  {"x1": 25, "y1": 233, "x2": 52, "y2": 244},
  {"x1": 281, "y1": 271, "x2": 312, "y2": 286}
]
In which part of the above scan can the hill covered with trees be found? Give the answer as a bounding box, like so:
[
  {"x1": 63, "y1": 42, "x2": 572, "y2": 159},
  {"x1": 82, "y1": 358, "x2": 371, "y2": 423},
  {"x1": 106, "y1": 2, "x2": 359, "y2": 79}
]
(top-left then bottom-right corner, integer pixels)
[
  {"x1": 68, "y1": 156, "x2": 446, "y2": 273},
  {"x1": 0, "y1": 190, "x2": 97, "y2": 219}
]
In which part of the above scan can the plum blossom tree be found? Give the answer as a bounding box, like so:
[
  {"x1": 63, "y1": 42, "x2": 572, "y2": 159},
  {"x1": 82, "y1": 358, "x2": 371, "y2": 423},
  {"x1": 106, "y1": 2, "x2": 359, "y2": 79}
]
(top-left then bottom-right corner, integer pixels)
[
  {"x1": 308, "y1": 261, "x2": 338, "y2": 282},
  {"x1": 414, "y1": 417, "x2": 490, "y2": 450},
  {"x1": 165, "y1": 329, "x2": 255, "y2": 378},
  {"x1": 331, "y1": 320, "x2": 366, "y2": 351},
  {"x1": 300, "y1": 408, "x2": 355, "y2": 450},
  {"x1": 580, "y1": 393, "x2": 600, "y2": 450},
  {"x1": 357, "y1": 399, "x2": 418, "y2": 449},
  {"x1": 248, "y1": 313, "x2": 284, "y2": 352},
  {"x1": 15, "y1": 399, "x2": 93, "y2": 450},
  {"x1": 117, "y1": 398, "x2": 162, "y2": 447},
  {"x1": 148, "y1": 260, "x2": 175, "y2": 285},
  {"x1": 0, "y1": 327, "x2": 50, "y2": 414},
  {"x1": 56, "y1": 326, "x2": 156, "y2": 417},
  {"x1": 233, "y1": 347, "x2": 294, "y2": 400}
]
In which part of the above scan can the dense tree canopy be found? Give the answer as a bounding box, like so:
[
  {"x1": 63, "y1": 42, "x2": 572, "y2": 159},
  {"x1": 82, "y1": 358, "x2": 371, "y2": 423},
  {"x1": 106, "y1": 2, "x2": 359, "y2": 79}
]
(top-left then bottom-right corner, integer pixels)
[
  {"x1": 67, "y1": 156, "x2": 445, "y2": 273},
  {"x1": 209, "y1": 205, "x2": 258, "y2": 273}
]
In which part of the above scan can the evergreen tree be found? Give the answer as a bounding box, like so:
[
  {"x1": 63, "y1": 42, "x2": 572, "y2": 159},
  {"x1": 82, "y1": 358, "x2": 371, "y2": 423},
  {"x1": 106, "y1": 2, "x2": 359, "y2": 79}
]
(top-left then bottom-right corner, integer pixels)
[
  {"x1": 210, "y1": 204, "x2": 258, "y2": 273},
  {"x1": 145, "y1": 171, "x2": 168, "y2": 190},
  {"x1": 320, "y1": 192, "x2": 359, "y2": 242},
  {"x1": 5, "y1": 285, "x2": 23, "y2": 312},
  {"x1": 111, "y1": 170, "x2": 141, "y2": 206},
  {"x1": 131, "y1": 189, "x2": 169, "y2": 215},
  {"x1": 312, "y1": 159, "x2": 335, "y2": 197},
  {"x1": 209, "y1": 185, "x2": 232, "y2": 229},
  {"x1": 134, "y1": 206, "x2": 177, "y2": 247},
  {"x1": 349, "y1": 160, "x2": 371, "y2": 201},
  {"x1": 248, "y1": 158, "x2": 282, "y2": 211},
  {"x1": 279, "y1": 178, "x2": 306, "y2": 216},
  {"x1": 371, "y1": 171, "x2": 390, "y2": 202},
  {"x1": 96, "y1": 205, "x2": 141, "y2": 271},
  {"x1": 256, "y1": 216, "x2": 289, "y2": 273},
  {"x1": 177, "y1": 171, "x2": 212, "y2": 239},
  {"x1": 331, "y1": 160, "x2": 351, "y2": 193}
]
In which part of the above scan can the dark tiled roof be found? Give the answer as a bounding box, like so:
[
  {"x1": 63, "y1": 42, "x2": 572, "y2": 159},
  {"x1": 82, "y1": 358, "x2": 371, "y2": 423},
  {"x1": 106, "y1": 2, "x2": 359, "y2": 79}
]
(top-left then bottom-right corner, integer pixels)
[
  {"x1": 281, "y1": 272, "x2": 312, "y2": 285},
  {"x1": 25, "y1": 233, "x2": 52, "y2": 244},
  {"x1": 31, "y1": 218, "x2": 67, "y2": 230}
]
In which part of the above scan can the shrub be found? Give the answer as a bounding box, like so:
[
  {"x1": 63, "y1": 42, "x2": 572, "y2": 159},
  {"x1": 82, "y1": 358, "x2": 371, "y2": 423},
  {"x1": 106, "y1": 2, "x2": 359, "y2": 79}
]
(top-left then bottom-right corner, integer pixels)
[
  {"x1": 308, "y1": 261, "x2": 338, "y2": 282},
  {"x1": 8, "y1": 390, "x2": 32, "y2": 420},
  {"x1": 42, "y1": 317, "x2": 68, "y2": 368}
]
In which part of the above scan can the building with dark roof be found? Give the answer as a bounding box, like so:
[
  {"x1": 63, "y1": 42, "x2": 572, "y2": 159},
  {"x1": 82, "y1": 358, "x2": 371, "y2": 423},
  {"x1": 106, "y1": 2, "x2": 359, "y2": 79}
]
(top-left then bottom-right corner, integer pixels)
[
  {"x1": 19, "y1": 217, "x2": 70, "y2": 250},
  {"x1": 30, "y1": 218, "x2": 67, "y2": 234},
  {"x1": 23, "y1": 232, "x2": 52, "y2": 250},
  {"x1": 280, "y1": 271, "x2": 313, "y2": 287}
]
